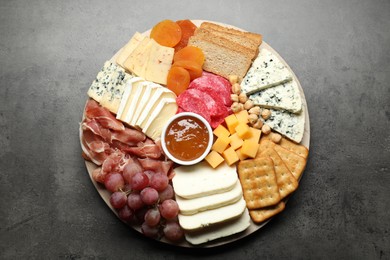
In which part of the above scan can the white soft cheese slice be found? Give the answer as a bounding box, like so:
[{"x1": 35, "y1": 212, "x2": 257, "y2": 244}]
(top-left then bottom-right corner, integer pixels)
[
  {"x1": 178, "y1": 196, "x2": 246, "y2": 231},
  {"x1": 136, "y1": 87, "x2": 176, "y2": 129},
  {"x1": 175, "y1": 181, "x2": 243, "y2": 215},
  {"x1": 116, "y1": 32, "x2": 146, "y2": 68},
  {"x1": 241, "y1": 48, "x2": 293, "y2": 95},
  {"x1": 184, "y1": 209, "x2": 250, "y2": 245},
  {"x1": 142, "y1": 98, "x2": 178, "y2": 140},
  {"x1": 172, "y1": 161, "x2": 238, "y2": 199},
  {"x1": 130, "y1": 82, "x2": 159, "y2": 126},
  {"x1": 263, "y1": 107, "x2": 305, "y2": 143},
  {"x1": 122, "y1": 81, "x2": 148, "y2": 124},
  {"x1": 250, "y1": 80, "x2": 302, "y2": 113},
  {"x1": 117, "y1": 77, "x2": 144, "y2": 122}
]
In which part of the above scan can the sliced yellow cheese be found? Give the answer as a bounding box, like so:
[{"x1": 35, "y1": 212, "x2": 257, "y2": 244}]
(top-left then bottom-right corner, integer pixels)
[
  {"x1": 222, "y1": 147, "x2": 240, "y2": 166},
  {"x1": 116, "y1": 32, "x2": 146, "y2": 68},
  {"x1": 123, "y1": 37, "x2": 152, "y2": 77},
  {"x1": 144, "y1": 40, "x2": 174, "y2": 85},
  {"x1": 205, "y1": 151, "x2": 225, "y2": 169},
  {"x1": 235, "y1": 123, "x2": 252, "y2": 139},
  {"x1": 229, "y1": 133, "x2": 244, "y2": 150},
  {"x1": 142, "y1": 98, "x2": 178, "y2": 140},
  {"x1": 213, "y1": 124, "x2": 230, "y2": 139},
  {"x1": 247, "y1": 127, "x2": 262, "y2": 143},
  {"x1": 212, "y1": 136, "x2": 230, "y2": 154},
  {"x1": 225, "y1": 114, "x2": 239, "y2": 134},
  {"x1": 240, "y1": 139, "x2": 259, "y2": 158},
  {"x1": 117, "y1": 77, "x2": 144, "y2": 122},
  {"x1": 235, "y1": 110, "x2": 249, "y2": 124}
]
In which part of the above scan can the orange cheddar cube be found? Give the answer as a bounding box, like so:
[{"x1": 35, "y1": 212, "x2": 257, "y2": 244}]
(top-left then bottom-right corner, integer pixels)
[
  {"x1": 222, "y1": 147, "x2": 239, "y2": 166},
  {"x1": 225, "y1": 114, "x2": 239, "y2": 134},
  {"x1": 229, "y1": 133, "x2": 244, "y2": 150},
  {"x1": 213, "y1": 124, "x2": 230, "y2": 139},
  {"x1": 235, "y1": 110, "x2": 249, "y2": 124},
  {"x1": 241, "y1": 139, "x2": 259, "y2": 158},
  {"x1": 212, "y1": 135, "x2": 230, "y2": 154},
  {"x1": 205, "y1": 151, "x2": 225, "y2": 168},
  {"x1": 235, "y1": 123, "x2": 252, "y2": 139},
  {"x1": 247, "y1": 127, "x2": 262, "y2": 143},
  {"x1": 236, "y1": 148, "x2": 249, "y2": 161}
]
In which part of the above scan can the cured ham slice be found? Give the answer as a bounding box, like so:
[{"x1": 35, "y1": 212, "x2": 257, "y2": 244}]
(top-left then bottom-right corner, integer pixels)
[
  {"x1": 124, "y1": 139, "x2": 162, "y2": 159},
  {"x1": 85, "y1": 99, "x2": 125, "y2": 131},
  {"x1": 138, "y1": 158, "x2": 173, "y2": 176},
  {"x1": 111, "y1": 128, "x2": 146, "y2": 146}
]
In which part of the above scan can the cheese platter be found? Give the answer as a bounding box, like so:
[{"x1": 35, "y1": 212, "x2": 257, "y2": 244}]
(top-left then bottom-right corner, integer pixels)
[{"x1": 80, "y1": 19, "x2": 310, "y2": 248}]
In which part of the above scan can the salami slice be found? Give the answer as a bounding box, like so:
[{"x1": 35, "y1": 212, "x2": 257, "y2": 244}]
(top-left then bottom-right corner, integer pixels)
[
  {"x1": 176, "y1": 91, "x2": 211, "y2": 124},
  {"x1": 189, "y1": 72, "x2": 232, "y2": 107}
]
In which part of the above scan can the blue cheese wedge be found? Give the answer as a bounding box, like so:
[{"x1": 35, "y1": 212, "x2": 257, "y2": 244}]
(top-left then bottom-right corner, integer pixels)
[
  {"x1": 262, "y1": 107, "x2": 305, "y2": 143},
  {"x1": 250, "y1": 80, "x2": 302, "y2": 113},
  {"x1": 241, "y1": 48, "x2": 293, "y2": 95}
]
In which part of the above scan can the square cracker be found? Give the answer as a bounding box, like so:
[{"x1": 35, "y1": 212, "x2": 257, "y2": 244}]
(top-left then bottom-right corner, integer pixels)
[
  {"x1": 258, "y1": 148, "x2": 298, "y2": 199},
  {"x1": 238, "y1": 157, "x2": 281, "y2": 209},
  {"x1": 262, "y1": 134, "x2": 309, "y2": 159},
  {"x1": 273, "y1": 145, "x2": 307, "y2": 180},
  {"x1": 249, "y1": 201, "x2": 286, "y2": 223}
]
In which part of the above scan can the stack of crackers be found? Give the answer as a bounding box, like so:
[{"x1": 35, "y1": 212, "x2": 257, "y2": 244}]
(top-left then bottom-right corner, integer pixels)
[{"x1": 237, "y1": 134, "x2": 308, "y2": 223}]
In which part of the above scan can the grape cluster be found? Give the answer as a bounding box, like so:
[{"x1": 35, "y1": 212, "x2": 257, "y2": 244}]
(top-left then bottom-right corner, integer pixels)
[{"x1": 104, "y1": 165, "x2": 184, "y2": 242}]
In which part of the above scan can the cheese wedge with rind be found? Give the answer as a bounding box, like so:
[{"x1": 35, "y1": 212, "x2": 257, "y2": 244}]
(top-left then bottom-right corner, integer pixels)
[
  {"x1": 172, "y1": 161, "x2": 238, "y2": 199},
  {"x1": 116, "y1": 77, "x2": 144, "y2": 121},
  {"x1": 178, "y1": 196, "x2": 246, "y2": 231},
  {"x1": 175, "y1": 181, "x2": 243, "y2": 215},
  {"x1": 184, "y1": 209, "x2": 250, "y2": 245},
  {"x1": 116, "y1": 32, "x2": 146, "y2": 68}
]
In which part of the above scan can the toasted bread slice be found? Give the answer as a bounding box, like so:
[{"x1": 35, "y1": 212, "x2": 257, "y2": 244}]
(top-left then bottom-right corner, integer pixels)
[{"x1": 200, "y1": 22, "x2": 262, "y2": 46}]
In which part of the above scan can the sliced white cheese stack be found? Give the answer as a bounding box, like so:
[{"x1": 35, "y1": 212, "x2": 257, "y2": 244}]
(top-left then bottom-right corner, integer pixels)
[
  {"x1": 241, "y1": 48, "x2": 293, "y2": 95},
  {"x1": 172, "y1": 162, "x2": 238, "y2": 199},
  {"x1": 250, "y1": 80, "x2": 302, "y2": 113}
]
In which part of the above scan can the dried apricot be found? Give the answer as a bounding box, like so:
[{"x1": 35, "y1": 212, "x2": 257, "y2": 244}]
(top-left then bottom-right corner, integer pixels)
[
  {"x1": 174, "y1": 20, "x2": 197, "y2": 52},
  {"x1": 167, "y1": 66, "x2": 191, "y2": 96},
  {"x1": 150, "y1": 20, "x2": 182, "y2": 47},
  {"x1": 172, "y1": 60, "x2": 203, "y2": 81},
  {"x1": 173, "y1": 46, "x2": 205, "y2": 66}
]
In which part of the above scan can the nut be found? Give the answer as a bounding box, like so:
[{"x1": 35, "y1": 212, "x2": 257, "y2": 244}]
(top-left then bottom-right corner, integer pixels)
[
  {"x1": 232, "y1": 83, "x2": 241, "y2": 95},
  {"x1": 252, "y1": 119, "x2": 264, "y2": 129},
  {"x1": 271, "y1": 133, "x2": 282, "y2": 143},
  {"x1": 248, "y1": 106, "x2": 261, "y2": 116},
  {"x1": 261, "y1": 124, "x2": 271, "y2": 134},
  {"x1": 243, "y1": 100, "x2": 254, "y2": 110},
  {"x1": 228, "y1": 75, "x2": 239, "y2": 85},
  {"x1": 238, "y1": 92, "x2": 248, "y2": 104},
  {"x1": 231, "y1": 94, "x2": 239, "y2": 102},
  {"x1": 261, "y1": 109, "x2": 271, "y2": 120},
  {"x1": 231, "y1": 102, "x2": 243, "y2": 113},
  {"x1": 248, "y1": 114, "x2": 258, "y2": 125}
]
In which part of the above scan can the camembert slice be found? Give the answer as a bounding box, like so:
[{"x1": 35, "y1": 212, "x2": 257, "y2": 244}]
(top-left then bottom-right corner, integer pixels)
[{"x1": 116, "y1": 77, "x2": 144, "y2": 122}]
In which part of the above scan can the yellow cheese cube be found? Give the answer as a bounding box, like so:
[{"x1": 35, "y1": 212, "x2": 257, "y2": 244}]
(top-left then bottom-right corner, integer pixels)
[
  {"x1": 213, "y1": 124, "x2": 230, "y2": 139},
  {"x1": 212, "y1": 136, "x2": 230, "y2": 154},
  {"x1": 235, "y1": 123, "x2": 252, "y2": 139},
  {"x1": 235, "y1": 110, "x2": 249, "y2": 124},
  {"x1": 236, "y1": 148, "x2": 249, "y2": 161},
  {"x1": 241, "y1": 139, "x2": 260, "y2": 158},
  {"x1": 224, "y1": 114, "x2": 239, "y2": 134},
  {"x1": 229, "y1": 133, "x2": 244, "y2": 150},
  {"x1": 247, "y1": 127, "x2": 262, "y2": 143},
  {"x1": 205, "y1": 151, "x2": 225, "y2": 168},
  {"x1": 222, "y1": 147, "x2": 239, "y2": 166}
]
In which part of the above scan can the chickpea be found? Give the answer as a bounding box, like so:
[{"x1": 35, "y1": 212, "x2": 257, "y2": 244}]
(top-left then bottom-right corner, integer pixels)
[
  {"x1": 261, "y1": 124, "x2": 271, "y2": 134},
  {"x1": 271, "y1": 133, "x2": 282, "y2": 143},
  {"x1": 252, "y1": 119, "x2": 264, "y2": 129},
  {"x1": 231, "y1": 94, "x2": 239, "y2": 102},
  {"x1": 261, "y1": 109, "x2": 271, "y2": 120},
  {"x1": 248, "y1": 106, "x2": 261, "y2": 116},
  {"x1": 244, "y1": 100, "x2": 254, "y2": 110},
  {"x1": 248, "y1": 114, "x2": 258, "y2": 125},
  {"x1": 232, "y1": 83, "x2": 241, "y2": 95},
  {"x1": 231, "y1": 102, "x2": 243, "y2": 113},
  {"x1": 238, "y1": 92, "x2": 248, "y2": 104},
  {"x1": 228, "y1": 75, "x2": 239, "y2": 85}
]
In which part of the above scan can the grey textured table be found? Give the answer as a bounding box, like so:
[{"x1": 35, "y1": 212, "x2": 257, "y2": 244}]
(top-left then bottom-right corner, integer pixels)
[{"x1": 1, "y1": 0, "x2": 389, "y2": 259}]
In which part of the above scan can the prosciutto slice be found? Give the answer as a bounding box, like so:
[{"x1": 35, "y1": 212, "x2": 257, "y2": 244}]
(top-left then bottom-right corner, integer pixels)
[{"x1": 85, "y1": 99, "x2": 125, "y2": 131}]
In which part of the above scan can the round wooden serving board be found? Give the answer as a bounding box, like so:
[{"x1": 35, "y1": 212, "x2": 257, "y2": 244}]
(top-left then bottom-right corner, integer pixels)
[{"x1": 82, "y1": 20, "x2": 310, "y2": 248}]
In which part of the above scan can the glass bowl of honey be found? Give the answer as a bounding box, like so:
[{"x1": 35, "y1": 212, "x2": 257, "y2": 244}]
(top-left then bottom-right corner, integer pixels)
[{"x1": 161, "y1": 112, "x2": 213, "y2": 165}]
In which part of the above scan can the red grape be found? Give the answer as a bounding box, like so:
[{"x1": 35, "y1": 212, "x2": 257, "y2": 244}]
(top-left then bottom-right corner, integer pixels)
[
  {"x1": 159, "y1": 199, "x2": 179, "y2": 220},
  {"x1": 104, "y1": 173, "x2": 125, "y2": 193},
  {"x1": 163, "y1": 221, "x2": 184, "y2": 241},
  {"x1": 159, "y1": 184, "x2": 174, "y2": 202},
  {"x1": 144, "y1": 208, "x2": 161, "y2": 227},
  {"x1": 140, "y1": 187, "x2": 159, "y2": 205},
  {"x1": 150, "y1": 174, "x2": 169, "y2": 192},
  {"x1": 109, "y1": 191, "x2": 127, "y2": 209},
  {"x1": 118, "y1": 205, "x2": 134, "y2": 222},
  {"x1": 141, "y1": 222, "x2": 159, "y2": 238},
  {"x1": 127, "y1": 192, "x2": 144, "y2": 211},
  {"x1": 123, "y1": 162, "x2": 143, "y2": 184},
  {"x1": 130, "y1": 172, "x2": 149, "y2": 190}
]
